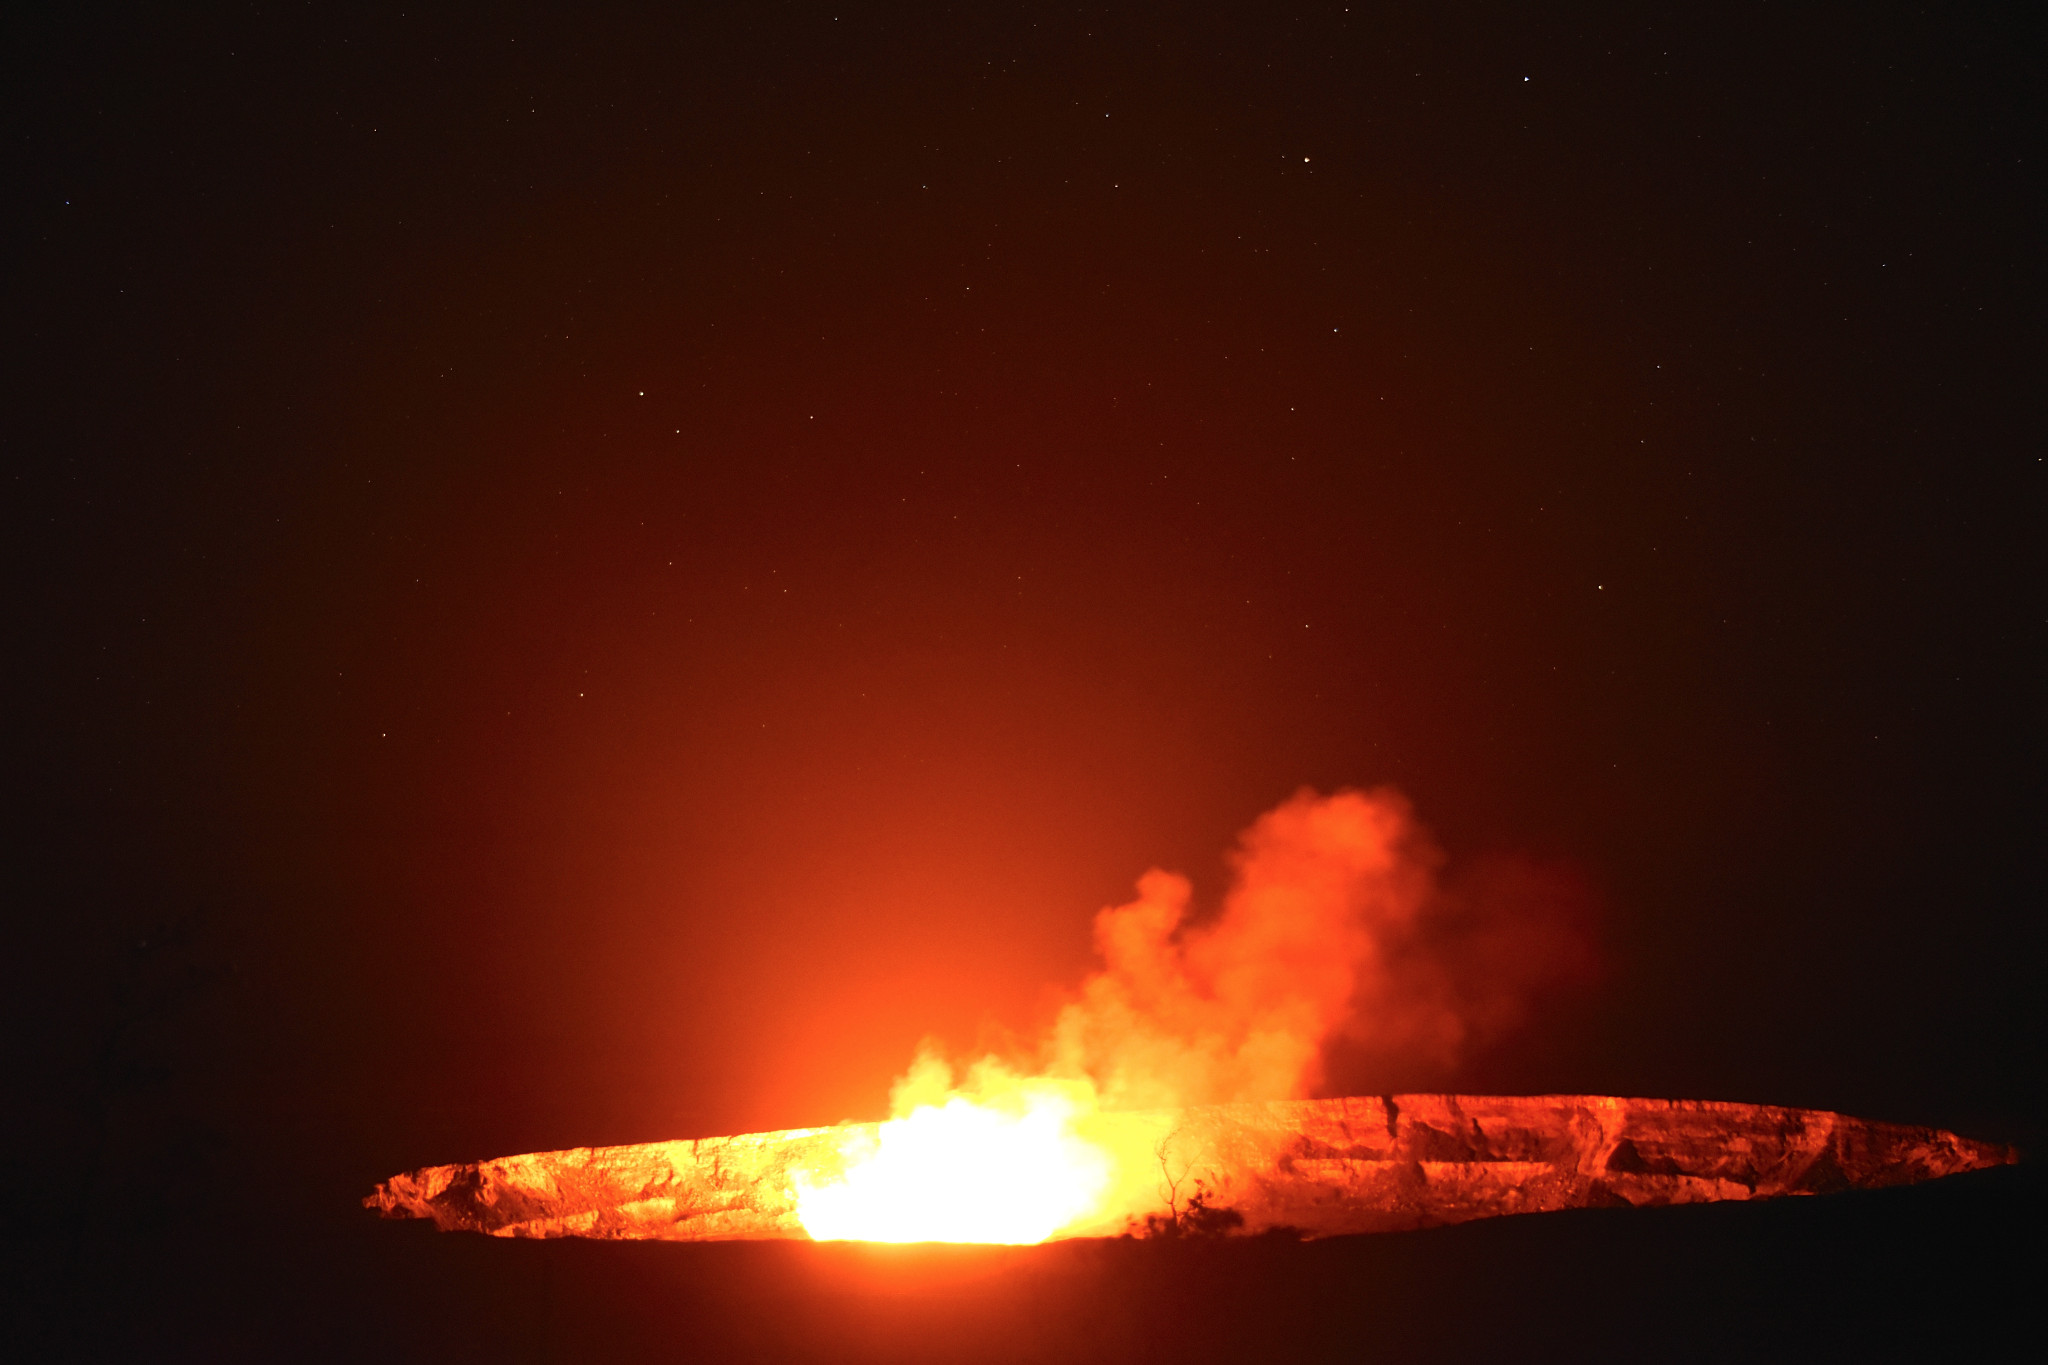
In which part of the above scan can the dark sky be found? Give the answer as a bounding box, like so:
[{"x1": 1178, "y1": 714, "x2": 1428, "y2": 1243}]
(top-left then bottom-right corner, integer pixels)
[{"x1": 3, "y1": 3, "x2": 2040, "y2": 1355}]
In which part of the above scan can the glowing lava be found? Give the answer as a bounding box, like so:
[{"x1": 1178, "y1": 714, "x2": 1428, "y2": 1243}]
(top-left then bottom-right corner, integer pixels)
[{"x1": 792, "y1": 1080, "x2": 1113, "y2": 1243}]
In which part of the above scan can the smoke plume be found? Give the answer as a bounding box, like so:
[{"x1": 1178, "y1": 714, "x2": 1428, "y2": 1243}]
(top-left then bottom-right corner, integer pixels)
[
  {"x1": 1024, "y1": 787, "x2": 1593, "y2": 1109},
  {"x1": 890, "y1": 787, "x2": 1596, "y2": 1119},
  {"x1": 845, "y1": 788, "x2": 1598, "y2": 1238}
]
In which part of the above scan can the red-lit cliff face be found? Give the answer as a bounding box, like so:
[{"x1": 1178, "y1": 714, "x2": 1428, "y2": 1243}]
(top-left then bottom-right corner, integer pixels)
[{"x1": 366, "y1": 1094, "x2": 2016, "y2": 1244}]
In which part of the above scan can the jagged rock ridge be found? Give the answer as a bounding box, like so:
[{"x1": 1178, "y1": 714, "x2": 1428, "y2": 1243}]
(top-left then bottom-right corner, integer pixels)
[{"x1": 365, "y1": 1094, "x2": 2016, "y2": 1241}]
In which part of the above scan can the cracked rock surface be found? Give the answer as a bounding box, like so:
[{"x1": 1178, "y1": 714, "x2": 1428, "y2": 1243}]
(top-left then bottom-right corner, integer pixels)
[{"x1": 365, "y1": 1095, "x2": 2016, "y2": 1241}]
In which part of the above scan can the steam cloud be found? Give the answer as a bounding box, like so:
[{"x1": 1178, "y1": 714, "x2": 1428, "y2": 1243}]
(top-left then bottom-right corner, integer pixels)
[{"x1": 904, "y1": 788, "x2": 1597, "y2": 1115}]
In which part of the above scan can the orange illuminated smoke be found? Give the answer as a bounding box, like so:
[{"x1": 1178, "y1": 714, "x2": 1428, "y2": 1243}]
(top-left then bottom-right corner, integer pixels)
[{"x1": 778, "y1": 787, "x2": 1583, "y2": 1242}]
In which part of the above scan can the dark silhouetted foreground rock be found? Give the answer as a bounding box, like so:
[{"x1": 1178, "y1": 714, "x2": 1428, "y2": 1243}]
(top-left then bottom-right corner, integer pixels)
[{"x1": 365, "y1": 1095, "x2": 2016, "y2": 1241}]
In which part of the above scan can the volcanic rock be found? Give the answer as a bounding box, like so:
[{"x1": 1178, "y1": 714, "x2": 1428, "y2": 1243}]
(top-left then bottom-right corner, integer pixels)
[{"x1": 364, "y1": 1094, "x2": 2016, "y2": 1241}]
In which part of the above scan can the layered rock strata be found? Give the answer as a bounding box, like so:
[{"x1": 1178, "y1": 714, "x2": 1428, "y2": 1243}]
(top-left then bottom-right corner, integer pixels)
[{"x1": 366, "y1": 1094, "x2": 2016, "y2": 1242}]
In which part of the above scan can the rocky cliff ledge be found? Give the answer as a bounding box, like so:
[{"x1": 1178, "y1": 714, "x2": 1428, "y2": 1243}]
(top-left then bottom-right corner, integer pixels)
[{"x1": 366, "y1": 1095, "x2": 2016, "y2": 1242}]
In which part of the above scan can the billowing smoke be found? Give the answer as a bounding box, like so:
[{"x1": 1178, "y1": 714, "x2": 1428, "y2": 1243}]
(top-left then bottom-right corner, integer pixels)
[
  {"x1": 913, "y1": 787, "x2": 1596, "y2": 1114},
  {"x1": 841, "y1": 787, "x2": 1598, "y2": 1239}
]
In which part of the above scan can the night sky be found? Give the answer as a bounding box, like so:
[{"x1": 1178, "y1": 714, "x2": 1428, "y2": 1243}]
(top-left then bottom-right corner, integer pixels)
[{"x1": 5, "y1": 4, "x2": 2039, "y2": 1360}]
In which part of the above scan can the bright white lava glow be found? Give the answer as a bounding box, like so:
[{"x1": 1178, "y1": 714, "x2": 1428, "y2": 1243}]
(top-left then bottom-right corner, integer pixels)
[{"x1": 793, "y1": 1089, "x2": 1114, "y2": 1244}]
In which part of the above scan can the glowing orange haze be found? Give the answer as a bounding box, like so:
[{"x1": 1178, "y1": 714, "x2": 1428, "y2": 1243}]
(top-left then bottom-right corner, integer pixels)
[{"x1": 791, "y1": 787, "x2": 1592, "y2": 1243}]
